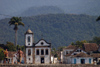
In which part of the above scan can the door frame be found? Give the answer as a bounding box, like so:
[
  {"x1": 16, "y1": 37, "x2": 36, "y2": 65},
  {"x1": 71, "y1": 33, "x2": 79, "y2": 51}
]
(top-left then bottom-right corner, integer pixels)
[
  {"x1": 81, "y1": 59, "x2": 85, "y2": 64},
  {"x1": 41, "y1": 57, "x2": 45, "y2": 64}
]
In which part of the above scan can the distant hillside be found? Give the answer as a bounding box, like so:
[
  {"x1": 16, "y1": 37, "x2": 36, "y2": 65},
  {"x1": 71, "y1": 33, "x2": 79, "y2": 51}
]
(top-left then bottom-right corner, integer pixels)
[
  {"x1": 18, "y1": 6, "x2": 64, "y2": 16},
  {"x1": 1, "y1": 0, "x2": 100, "y2": 20},
  {"x1": 0, "y1": 14, "x2": 99, "y2": 48}
]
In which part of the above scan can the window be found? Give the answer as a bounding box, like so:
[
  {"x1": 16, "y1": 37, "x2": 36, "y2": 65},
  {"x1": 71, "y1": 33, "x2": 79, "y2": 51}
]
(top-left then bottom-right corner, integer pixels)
[
  {"x1": 45, "y1": 49, "x2": 48, "y2": 55},
  {"x1": 41, "y1": 49, "x2": 44, "y2": 55},
  {"x1": 89, "y1": 59, "x2": 91, "y2": 64},
  {"x1": 29, "y1": 58, "x2": 30, "y2": 60},
  {"x1": 74, "y1": 59, "x2": 76, "y2": 64},
  {"x1": 28, "y1": 36, "x2": 30, "y2": 42},
  {"x1": 36, "y1": 49, "x2": 39, "y2": 55},
  {"x1": 41, "y1": 42, "x2": 44, "y2": 45},
  {"x1": 66, "y1": 51, "x2": 68, "y2": 55},
  {"x1": 28, "y1": 49, "x2": 31, "y2": 56},
  {"x1": 76, "y1": 49, "x2": 81, "y2": 52}
]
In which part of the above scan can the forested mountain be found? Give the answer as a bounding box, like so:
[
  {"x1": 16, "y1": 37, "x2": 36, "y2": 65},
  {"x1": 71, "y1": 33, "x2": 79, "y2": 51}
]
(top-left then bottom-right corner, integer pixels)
[{"x1": 0, "y1": 14, "x2": 99, "y2": 48}]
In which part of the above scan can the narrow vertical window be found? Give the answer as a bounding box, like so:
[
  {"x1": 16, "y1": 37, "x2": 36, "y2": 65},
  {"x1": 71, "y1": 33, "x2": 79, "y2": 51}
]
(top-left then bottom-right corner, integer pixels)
[
  {"x1": 89, "y1": 59, "x2": 91, "y2": 64},
  {"x1": 28, "y1": 49, "x2": 31, "y2": 56},
  {"x1": 28, "y1": 36, "x2": 30, "y2": 42},
  {"x1": 45, "y1": 49, "x2": 48, "y2": 55},
  {"x1": 66, "y1": 51, "x2": 68, "y2": 54},
  {"x1": 41, "y1": 49, "x2": 44, "y2": 55},
  {"x1": 36, "y1": 49, "x2": 39, "y2": 55}
]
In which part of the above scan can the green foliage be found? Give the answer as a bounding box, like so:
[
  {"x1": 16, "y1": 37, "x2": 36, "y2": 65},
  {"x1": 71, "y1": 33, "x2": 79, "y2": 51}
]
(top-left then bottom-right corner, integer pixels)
[
  {"x1": 5, "y1": 42, "x2": 16, "y2": 51},
  {"x1": 57, "y1": 46, "x2": 66, "y2": 51},
  {"x1": 8, "y1": 17, "x2": 24, "y2": 46},
  {"x1": 17, "y1": 45, "x2": 25, "y2": 52},
  {"x1": 0, "y1": 48, "x2": 5, "y2": 60},
  {"x1": 89, "y1": 37, "x2": 100, "y2": 45},
  {"x1": 0, "y1": 14, "x2": 99, "y2": 48},
  {"x1": 51, "y1": 47, "x2": 58, "y2": 57},
  {"x1": 71, "y1": 40, "x2": 88, "y2": 48}
]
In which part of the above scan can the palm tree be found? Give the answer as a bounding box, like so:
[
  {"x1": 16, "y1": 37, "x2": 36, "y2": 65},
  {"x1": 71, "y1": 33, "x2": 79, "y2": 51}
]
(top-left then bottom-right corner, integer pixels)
[
  {"x1": 8, "y1": 17, "x2": 24, "y2": 46},
  {"x1": 96, "y1": 16, "x2": 100, "y2": 21}
]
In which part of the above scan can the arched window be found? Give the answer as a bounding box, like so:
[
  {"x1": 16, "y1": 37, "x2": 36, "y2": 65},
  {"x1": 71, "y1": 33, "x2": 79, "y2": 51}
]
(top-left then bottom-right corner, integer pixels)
[
  {"x1": 28, "y1": 36, "x2": 30, "y2": 42},
  {"x1": 36, "y1": 49, "x2": 39, "y2": 55},
  {"x1": 45, "y1": 49, "x2": 48, "y2": 55},
  {"x1": 41, "y1": 49, "x2": 44, "y2": 55},
  {"x1": 28, "y1": 49, "x2": 31, "y2": 56}
]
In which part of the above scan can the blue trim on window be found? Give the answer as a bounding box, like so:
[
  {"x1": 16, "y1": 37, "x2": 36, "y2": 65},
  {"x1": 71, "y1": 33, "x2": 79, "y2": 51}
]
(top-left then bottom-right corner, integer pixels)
[
  {"x1": 89, "y1": 59, "x2": 91, "y2": 64},
  {"x1": 74, "y1": 59, "x2": 76, "y2": 64}
]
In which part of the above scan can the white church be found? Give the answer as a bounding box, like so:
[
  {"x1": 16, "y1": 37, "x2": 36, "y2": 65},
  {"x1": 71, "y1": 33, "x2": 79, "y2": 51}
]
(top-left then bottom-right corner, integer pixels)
[{"x1": 25, "y1": 29, "x2": 51, "y2": 64}]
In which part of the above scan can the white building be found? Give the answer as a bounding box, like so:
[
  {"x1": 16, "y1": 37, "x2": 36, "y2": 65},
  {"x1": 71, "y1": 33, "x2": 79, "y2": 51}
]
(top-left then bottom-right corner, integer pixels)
[
  {"x1": 25, "y1": 29, "x2": 51, "y2": 64},
  {"x1": 62, "y1": 44, "x2": 99, "y2": 64}
]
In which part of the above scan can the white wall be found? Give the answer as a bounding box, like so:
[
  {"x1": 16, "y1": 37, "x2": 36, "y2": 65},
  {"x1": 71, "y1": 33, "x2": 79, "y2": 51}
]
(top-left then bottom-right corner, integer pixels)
[
  {"x1": 26, "y1": 48, "x2": 33, "y2": 64},
  {"x1": 35, "y1": 47, "x2": 50, "y2": 64},
  {"x1": 25, "y1": 34, "x2": 33, "y2": 46},
  {"x1": 51, "y1": 56, "x2": 54, "y2": 64},
  {"x1": 72, "y1": 57, "x2": 93, "y2": 64},
  {"x1": 63, "y1": 49, "x2": 74, "y2": 55},
  {"x1": 63, "y1": 49, "x2": 74, "y2": 63}
]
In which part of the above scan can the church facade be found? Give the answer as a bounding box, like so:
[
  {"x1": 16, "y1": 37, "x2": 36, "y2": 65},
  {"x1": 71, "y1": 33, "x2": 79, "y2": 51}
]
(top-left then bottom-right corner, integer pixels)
[{"x1": 25, "y1": 29, "x2": 51, "y2": 64}]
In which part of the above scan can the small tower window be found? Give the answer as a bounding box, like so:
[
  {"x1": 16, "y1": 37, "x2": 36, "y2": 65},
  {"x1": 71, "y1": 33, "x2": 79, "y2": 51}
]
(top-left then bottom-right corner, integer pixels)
[
  {"x1": 36, "y1": 49, "x2": 39, "y2": 55},
  {"x1": 45, "y1": 49, "x2": 49, "y2": 55},
  {"x1": 28, "y1": 36, "x2": 30, "y2": 42},
  {"x1": 28, "y1": 49, "x2": 31, "y2": 56},
  {"x1": 41, "y1": 49, "x2": 44, "y2": 55}
]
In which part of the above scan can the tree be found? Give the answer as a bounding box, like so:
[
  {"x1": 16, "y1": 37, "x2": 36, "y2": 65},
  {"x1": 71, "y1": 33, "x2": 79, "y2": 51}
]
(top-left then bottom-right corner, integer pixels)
[
  {"x1": 0, "y1": 48, "x2": 5, "y2": 61},
  {"x1": 57, "y1": 46, "x2": 66, "y2": 51},
  {"x1": 5, "y1": 42, "x2": 16, "y2": 51},
  {"x1": 96, "y1": 16, "x2": 100, "y2": 21},
  {"x1": 89, "y1": 37, "x2": 100, "y2": 45},
  {"x1": 8, "y1": 17, "x2": 24, "y2": 46},
  {"x1": 71, "y1": 40, "x2": 88, "y2": 48}
]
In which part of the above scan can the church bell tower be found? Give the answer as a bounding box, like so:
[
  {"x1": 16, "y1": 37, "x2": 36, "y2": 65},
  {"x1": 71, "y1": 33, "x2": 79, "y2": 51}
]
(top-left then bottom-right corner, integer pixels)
[{"x1": 25, "y1": 29, "x2": 33, "y2": 64}]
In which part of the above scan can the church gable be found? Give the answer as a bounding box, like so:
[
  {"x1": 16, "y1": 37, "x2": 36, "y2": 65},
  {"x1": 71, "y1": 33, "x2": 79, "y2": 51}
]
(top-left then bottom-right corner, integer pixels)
[{"x1": 35, "y1": 39, "x2": 51, "y2": 47}]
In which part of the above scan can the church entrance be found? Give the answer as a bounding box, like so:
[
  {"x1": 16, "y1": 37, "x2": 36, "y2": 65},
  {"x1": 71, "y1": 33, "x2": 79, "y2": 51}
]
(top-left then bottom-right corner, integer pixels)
[
  {"x1": 41, "y1": 57, "x2": 44, "y2": 63},
  {"x1": 81, "y1": 59, "x2": 85, "y2": 64}
]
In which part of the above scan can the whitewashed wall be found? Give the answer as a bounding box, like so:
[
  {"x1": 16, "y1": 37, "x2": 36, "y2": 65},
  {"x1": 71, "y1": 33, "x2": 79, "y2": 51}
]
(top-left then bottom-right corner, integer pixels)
[
  {"x1": 35, "y1": 47, "x2": 50, "y2": 64},
  {"x1": 72, "y1": 57, "x2": 93, "y2": 64},
  {"x1": 25, "y1": 34, "x2": 33, "y2": 46},
  {"x1": 51, "y1": 56, "x2": 54, "y2": 64},
  {"x1": 26, "y1": 48, "x2": 33, "y2": 64}
]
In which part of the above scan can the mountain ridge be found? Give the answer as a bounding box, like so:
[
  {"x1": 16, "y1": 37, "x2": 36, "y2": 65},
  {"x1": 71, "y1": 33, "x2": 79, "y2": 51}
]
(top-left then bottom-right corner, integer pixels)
[{"x1": 0, "y1": 14, "x2": 99, "y2": 48}]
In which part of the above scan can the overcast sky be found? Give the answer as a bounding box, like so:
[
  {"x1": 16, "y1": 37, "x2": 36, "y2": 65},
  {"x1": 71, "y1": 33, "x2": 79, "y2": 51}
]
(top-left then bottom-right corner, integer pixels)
[{"x1": 0, "y1": 0, "x2": 100, "y2": 16}]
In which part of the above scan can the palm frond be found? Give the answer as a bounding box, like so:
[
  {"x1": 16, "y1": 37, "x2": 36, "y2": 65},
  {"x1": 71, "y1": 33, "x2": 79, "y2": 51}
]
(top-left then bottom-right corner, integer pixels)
[
  {"x1": 8, "y1": 17, "x2": 24, "y2": 26},
  {"x1": 18, "y1": 22, "x2": 24, "y2": 26},
  {"x1": 96, "y1": 16, "x2": 100, "y2": 21}
]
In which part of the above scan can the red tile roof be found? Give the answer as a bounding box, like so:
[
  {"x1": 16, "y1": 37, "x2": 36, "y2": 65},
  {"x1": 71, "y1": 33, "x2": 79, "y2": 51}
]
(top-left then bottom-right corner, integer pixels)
[
  {"x1": 91, "y1": 53, "x2": 100, "y2": 58},
  {"x1": 84, "y1": 43, "x2": 98, "y2": 52},
  {"x1": 64, "y1": 45, "x2": 76, "y2": 50},
  {"x1": 8, "y1": 51, "x2": 17, "y2": 57}
]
